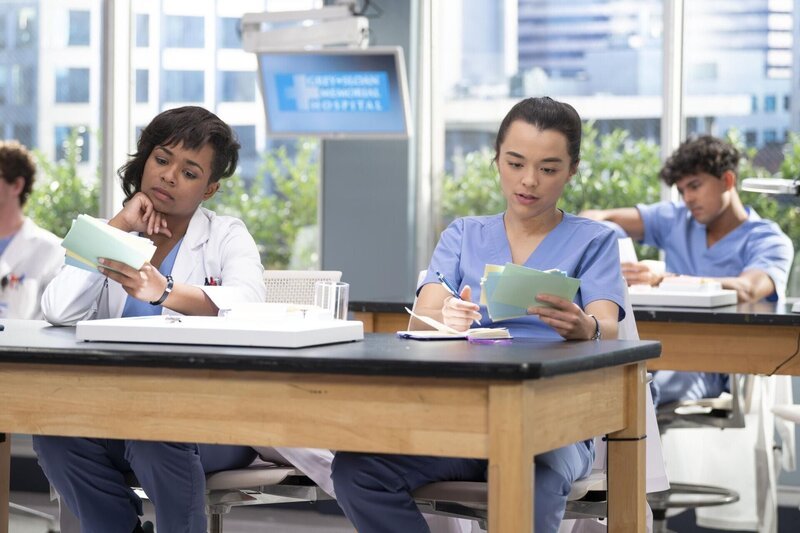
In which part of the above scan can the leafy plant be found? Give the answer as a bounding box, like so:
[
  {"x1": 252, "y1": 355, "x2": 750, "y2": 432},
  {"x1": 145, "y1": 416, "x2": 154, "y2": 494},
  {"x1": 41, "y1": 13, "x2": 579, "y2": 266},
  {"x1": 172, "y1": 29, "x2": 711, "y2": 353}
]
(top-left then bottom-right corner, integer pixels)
[
  {"x1": 206, "y1": 139, "x2": 320, "y2": 269},
  {"x1": 27, "y1": 128, "x2": 99, "y2": 238}
]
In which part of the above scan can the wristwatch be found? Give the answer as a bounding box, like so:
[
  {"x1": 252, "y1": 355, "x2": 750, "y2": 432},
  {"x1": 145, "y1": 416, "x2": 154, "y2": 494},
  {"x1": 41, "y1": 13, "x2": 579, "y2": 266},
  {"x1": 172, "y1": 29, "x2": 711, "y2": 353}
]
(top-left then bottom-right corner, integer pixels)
[
  {"x1": 589, "y1": 314, "x2": 601, "y2": 340},
  {"x1": 150, "y1": 275, "x2": 174, "y2": 306}
]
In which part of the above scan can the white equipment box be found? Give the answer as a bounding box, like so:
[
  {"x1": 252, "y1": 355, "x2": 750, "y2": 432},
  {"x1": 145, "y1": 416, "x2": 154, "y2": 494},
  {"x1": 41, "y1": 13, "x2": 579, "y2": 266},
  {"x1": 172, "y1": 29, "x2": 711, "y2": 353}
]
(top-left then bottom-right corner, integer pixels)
[
  {"x1": 629, "y1": 286, "x2": 737, "y2": 308},
  {"x1": 76, "y1": 315, "x2": 364, "y2": 348}
]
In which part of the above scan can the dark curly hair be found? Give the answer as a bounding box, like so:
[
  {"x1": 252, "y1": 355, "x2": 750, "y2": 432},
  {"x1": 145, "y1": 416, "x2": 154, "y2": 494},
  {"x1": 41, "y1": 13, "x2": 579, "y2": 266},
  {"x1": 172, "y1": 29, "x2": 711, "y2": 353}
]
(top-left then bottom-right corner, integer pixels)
[
  {"x1": 494, "y1": 96, "x2": 582, "y2": 167},
  {"x1": 118, "y1": 106, "x2": 240, "y2": 201},
  {"x1": 660, "y1": 135, "x2": 740, "y2": 186},
  {"x1": 0, "y1": 140, "x2": 36, "y2": 207}
]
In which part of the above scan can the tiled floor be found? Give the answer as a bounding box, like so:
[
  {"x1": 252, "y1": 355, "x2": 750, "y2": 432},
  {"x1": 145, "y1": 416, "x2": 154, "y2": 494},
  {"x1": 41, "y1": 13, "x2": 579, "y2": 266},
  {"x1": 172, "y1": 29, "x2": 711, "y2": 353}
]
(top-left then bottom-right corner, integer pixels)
[{"x1": 9, "y1": 491, "x2": 355, "y2": 533}]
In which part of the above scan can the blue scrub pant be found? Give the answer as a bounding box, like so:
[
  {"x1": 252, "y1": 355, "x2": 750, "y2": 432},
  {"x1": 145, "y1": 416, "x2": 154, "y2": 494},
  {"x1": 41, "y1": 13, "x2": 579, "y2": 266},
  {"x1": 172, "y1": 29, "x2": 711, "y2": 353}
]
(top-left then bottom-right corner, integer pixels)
[
  {"x1": 32, "y1": 436, "x2": 256, "y2": 533},
  {"x1": 650, "y1": 370, "x2": 729, "y2": 407},
  {"x1": 331, "y1": 441, "x2": 593, "y2": 533}
]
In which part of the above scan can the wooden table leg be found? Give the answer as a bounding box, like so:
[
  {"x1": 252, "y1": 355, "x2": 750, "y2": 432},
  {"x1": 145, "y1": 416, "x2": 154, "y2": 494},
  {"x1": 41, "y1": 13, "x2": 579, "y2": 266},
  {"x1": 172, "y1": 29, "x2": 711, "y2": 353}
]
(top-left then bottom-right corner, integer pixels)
[
  {"x1": 488, "y1": 383, "x2": 534, "y2": 532},
  {"x1": 0, "y1": 433, "x2": 9, "y2": 533},
  {"x1": 607, "y1": 363, "x2": 647, "y2": 532}
]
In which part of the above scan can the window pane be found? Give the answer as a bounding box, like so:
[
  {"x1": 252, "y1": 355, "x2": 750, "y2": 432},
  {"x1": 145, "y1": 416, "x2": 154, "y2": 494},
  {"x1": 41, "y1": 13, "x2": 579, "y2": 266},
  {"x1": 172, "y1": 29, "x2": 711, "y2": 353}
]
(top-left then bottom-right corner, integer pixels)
[
  {"x1": 232, "y1": 125, "x2": 256, "y2": 157},
  {"x1": 219, "y1": 17, "x2": 241, "y2": 49},
  {"x1": 163, "y1": 70, "x2": 204, "y2": 102},
  {"x1": 164, "y1": 15, "x2": 204, "y2": 48},
  {"x1": 129, "y1": 3, "x2": 322, "y2": 269},
  {"x1": 438, "y1": 0, "x2": 664, "y2": 240},
  {"x1": 16, "y1": 8, "x2": 35, "y2": 48},
  {"x1": 12, "y1": 65, "x2": 34, "y2": 105},
  {"x1": 136, "y1": 13, "x2": 149, "y2": 47},
  {"x1": 0, "y1": 66, "x2": 6, "y2": 105},
  {"x1": 135, "y1": 69, "x2": 148, "y2": 103},
  {"x1": 68, "y1": 10, "x2": 90, "y2": 46},
  {"x1": 0, "y1": 15, "x2": 7, "y2": 49},
  {"x1": 54, "y1": 125, "x2": 90, "y2": 162},
  {"x1": 55, "y1": 68, "x2": 90, "y2": 103},
  {"x1": 13, "y1": 123, "x2": 32, "y2": 147},
  {"x1": 220, "y1": 71, "x2": 255, "y2": 102}
]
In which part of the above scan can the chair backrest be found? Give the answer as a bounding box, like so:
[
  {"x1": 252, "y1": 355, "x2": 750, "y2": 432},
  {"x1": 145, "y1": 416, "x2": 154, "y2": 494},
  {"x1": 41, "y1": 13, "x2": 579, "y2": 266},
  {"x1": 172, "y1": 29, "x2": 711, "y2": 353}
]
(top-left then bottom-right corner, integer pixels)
[{"x1": 263, "y1": 270, "x2": 342, "y2": 306}]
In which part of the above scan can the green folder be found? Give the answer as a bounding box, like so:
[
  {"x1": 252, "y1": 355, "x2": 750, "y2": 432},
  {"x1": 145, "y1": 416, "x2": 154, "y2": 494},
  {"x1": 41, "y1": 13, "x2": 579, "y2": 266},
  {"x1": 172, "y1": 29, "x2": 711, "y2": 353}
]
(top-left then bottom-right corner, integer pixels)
[
  {"x1": 61, "y1": 214, "x2": 156, "y2": 273},
  {"x1": 488, "y1": 263, "x2": 580, "y2": 321}
]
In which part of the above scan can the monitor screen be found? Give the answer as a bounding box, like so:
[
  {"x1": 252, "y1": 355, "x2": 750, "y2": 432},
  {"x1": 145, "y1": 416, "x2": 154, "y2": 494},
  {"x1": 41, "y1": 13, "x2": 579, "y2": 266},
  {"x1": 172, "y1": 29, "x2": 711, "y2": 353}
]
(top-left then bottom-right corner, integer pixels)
[{"x1": 256, "y1": 47, "x2": 412, "y2": 138}]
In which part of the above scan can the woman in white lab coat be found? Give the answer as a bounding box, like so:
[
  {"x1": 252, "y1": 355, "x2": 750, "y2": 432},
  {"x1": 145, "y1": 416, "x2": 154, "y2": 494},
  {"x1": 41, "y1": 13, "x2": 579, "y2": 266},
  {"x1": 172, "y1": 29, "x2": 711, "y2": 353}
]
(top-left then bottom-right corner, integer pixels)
[{"x1": 34, "y1": 106, "x2": 266, "y2": 533}]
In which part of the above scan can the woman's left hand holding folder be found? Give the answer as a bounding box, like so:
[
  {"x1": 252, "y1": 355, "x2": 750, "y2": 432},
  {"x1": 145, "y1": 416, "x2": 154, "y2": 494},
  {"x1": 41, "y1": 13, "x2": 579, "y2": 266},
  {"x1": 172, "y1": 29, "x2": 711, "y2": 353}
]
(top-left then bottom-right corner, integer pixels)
[{"x1": 97, "y1": 258, "x2": 169, "y2": 304}]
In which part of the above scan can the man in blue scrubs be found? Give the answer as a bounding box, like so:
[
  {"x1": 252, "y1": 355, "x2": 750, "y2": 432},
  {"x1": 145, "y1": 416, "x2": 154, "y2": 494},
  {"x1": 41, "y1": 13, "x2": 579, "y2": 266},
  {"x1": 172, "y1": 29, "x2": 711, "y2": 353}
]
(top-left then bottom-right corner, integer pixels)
[{"x1": 582, "y1": 135, "x2": 793, "y2": 405}]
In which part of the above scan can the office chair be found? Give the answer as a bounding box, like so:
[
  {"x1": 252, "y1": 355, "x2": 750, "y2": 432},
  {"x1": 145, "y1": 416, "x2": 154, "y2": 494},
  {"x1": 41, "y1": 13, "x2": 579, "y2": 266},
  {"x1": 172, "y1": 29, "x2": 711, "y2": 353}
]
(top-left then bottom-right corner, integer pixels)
[
  {"x1": 646, "y1": 375, "x2": 751, "y2": 532},
  {"x1": 262, "y1": 269, "x2": 342, "y2": 305},
  {"x1": 409, "y1": 278, "x2": 669, "y2": 532}
]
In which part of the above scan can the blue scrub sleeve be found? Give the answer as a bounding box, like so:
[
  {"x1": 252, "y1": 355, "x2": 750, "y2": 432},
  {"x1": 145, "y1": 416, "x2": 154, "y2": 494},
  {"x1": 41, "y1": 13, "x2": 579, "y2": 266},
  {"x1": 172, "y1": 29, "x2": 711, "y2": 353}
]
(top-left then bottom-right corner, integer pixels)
[
  {"x1": 636, "y1": 201, "x2": 681, "y2": 249},
  {"x1": 575, "y1": 228, "x2": 627, "y2": 321},
  {"x1": 741, "y1": 224, "x2": 794, "y2": 301},
  {"x1": 418, "y1": 218, "x2": 465, "y2": 296}
]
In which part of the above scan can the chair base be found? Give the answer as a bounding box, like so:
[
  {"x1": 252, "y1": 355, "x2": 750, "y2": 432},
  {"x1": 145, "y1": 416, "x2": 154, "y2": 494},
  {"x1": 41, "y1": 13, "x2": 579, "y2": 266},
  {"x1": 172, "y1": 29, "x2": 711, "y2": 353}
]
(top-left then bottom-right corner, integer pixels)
[{"x1": 648, "y1": 482, "x2": 739, "y2": 533}]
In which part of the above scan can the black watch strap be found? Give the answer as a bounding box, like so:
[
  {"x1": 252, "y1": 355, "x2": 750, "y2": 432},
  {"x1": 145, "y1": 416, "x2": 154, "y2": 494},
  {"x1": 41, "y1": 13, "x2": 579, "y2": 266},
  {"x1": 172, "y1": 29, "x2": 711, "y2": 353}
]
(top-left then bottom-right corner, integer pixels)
[
  {"x1": 150, "y1": 275, "x2": 174, "y2": 306},
  {"x1": 589, "y1": 314, "x2": 601, "y2": 340}
]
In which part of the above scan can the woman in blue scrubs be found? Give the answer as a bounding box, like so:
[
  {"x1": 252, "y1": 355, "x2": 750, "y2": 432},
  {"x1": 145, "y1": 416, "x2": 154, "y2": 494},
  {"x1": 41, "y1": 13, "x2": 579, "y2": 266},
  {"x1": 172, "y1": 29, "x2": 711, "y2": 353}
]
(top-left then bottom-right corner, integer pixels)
[{"x1": 331, "y1": 96, "x2": 626, "y2": 533}]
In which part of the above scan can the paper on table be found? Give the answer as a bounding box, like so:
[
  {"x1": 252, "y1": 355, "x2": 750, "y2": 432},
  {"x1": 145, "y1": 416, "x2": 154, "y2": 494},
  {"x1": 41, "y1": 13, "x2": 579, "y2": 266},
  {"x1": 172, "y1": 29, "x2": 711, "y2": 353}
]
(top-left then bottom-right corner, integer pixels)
[
  {"x1": 61, "y1": 214, "x2": 156, "y2": 273},
  {"x1": 618, "y1": 237, "x2": 638, "y2": 264},
  {"x1": 397, "y1": 307, "x2": 511, "y2": 340},
  {"x1": 492, "y1": 263, "x2": 580, "y2": 306}
]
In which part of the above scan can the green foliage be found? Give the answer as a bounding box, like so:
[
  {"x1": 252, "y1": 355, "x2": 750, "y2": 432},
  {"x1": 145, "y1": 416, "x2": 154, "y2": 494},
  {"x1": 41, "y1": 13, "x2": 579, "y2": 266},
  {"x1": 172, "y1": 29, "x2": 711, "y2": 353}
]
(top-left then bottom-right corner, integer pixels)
[
  {"x1": 27, "y1": 129, "x2": 99, "y2": 238},
  {"x1": 206, "y1": 139, "x2": 320, "y2": 269}
]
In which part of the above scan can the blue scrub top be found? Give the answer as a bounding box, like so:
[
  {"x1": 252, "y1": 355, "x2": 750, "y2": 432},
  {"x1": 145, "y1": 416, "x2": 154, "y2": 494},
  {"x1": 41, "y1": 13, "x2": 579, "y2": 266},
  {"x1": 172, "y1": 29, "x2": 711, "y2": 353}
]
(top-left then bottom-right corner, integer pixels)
[
  {"x1": 421, "y1": 212, "x2": 626, "y2": 340},
  {"x1": 637, "y1": 201, "x2": 794, "y2": 301},
  {"x1": 0, "y1": 234, "x2": 14, "y2": 256},
  {"x1": 122, "y1": 238, "x2": 184, "y2": 317}
]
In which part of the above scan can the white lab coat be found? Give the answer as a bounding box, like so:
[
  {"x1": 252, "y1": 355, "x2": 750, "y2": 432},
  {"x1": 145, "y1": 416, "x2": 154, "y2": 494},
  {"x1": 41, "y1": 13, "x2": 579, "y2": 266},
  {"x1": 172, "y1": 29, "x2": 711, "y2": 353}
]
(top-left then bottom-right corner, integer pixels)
[
  {"x1": 51, "y1": 207, "x2": 267, "y2": 533},
  {"x1": 41, "y1": 207, "x2": 266, "y2": 324},
  {"x1": 0, "y1": 217, "x2": 63, "y2": 320}
]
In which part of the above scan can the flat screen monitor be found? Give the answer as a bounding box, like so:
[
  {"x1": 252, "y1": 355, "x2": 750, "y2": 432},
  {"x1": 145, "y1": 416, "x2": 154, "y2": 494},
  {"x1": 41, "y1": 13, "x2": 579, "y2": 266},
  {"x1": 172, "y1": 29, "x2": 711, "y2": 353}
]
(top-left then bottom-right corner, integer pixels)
[{"x1": 256, "y1": 46, "x2": 412, "y2": 138}]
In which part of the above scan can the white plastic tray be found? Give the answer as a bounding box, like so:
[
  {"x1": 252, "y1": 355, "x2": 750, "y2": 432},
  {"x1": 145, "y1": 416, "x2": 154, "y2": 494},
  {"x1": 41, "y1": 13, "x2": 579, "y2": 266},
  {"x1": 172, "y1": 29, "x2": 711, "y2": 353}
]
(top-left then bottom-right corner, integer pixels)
[
  {"x1": 76, "y1": 315, "x2": 364, "y2": 348},
  {"x1": 629, "y1": 287, "x2": 737, "y2": 308}
]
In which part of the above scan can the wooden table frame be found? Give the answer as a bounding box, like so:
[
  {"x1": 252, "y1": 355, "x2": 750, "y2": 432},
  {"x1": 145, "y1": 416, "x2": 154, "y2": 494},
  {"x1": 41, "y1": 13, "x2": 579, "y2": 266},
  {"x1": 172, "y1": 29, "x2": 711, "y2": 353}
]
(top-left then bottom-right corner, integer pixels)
[
  {"x1": 0, "y1": 357, "x2": 647, "y2": 532},
  {"x1": 639, "y1": 321, "x2": 800, "y2": 376}
]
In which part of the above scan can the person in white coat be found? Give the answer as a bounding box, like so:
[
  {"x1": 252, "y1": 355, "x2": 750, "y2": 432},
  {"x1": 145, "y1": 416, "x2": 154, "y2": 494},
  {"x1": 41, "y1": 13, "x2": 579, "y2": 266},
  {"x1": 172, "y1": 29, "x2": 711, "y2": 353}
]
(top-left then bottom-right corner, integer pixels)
[
  {"x1": 0, "y1": 140, "x2": 63, "y2": 320},
  {"x1": 33, "y1": 106, "x2": 266, "y2": 533}
]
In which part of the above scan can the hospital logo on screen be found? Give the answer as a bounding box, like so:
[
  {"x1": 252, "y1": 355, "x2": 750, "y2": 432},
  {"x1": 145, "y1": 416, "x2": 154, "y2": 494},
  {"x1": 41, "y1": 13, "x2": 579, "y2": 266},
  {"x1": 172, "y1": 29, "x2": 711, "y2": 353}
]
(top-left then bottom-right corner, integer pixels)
[{"x1": 276, "y1": 71, "x2": 391, "y2": 112}]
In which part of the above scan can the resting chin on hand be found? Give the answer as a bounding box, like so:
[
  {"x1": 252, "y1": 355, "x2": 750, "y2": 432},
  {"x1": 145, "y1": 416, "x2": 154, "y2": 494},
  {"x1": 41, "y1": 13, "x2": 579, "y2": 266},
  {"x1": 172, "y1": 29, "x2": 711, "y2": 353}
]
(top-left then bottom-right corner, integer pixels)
[{"x1": 108, "y1": 192, "x2": 172, "y2": 238}]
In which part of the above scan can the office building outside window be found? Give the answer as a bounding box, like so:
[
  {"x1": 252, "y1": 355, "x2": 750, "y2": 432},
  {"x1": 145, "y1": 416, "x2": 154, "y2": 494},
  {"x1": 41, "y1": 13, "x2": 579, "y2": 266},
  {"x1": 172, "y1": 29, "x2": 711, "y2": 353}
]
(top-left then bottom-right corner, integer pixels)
[
  {"x1": 220, "y1": 71, "x2": 256, "y2": 102},
  {"x1": 219, "y1": 17, "x2": 241, "y2": 49},
  {"x1": 135, "y1": 69, "x2": 148, "y2": 103},
  {"x1": 68, "y1": 10, "x2": 90, "y2": 46},
  {"x1": 164, "y1": 15, "x2": 204, "y2": 48},
  {"x1": 54, "y1": 125, "x2": 89, "y2": 162},
  {"x1": 55, "y1": 68, "x2": 90, "y2": 103},
  {"x1": 16, "y1": 8, "x2": 35, "y2": 48},
  {"x1": 163, "y1": 70, "x2": 204, "y2": 103},
  {"x1": 136, "y1": 13, "x2": 149, "y2": 47}
]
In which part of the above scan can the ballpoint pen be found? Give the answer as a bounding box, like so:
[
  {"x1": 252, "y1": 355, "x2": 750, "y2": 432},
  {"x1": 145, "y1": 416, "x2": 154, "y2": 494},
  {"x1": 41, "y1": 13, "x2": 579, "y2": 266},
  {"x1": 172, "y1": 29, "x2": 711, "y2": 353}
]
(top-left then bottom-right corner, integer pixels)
[{"x1": 435, "y1": 271, "x2": 463, "y2": 300}]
